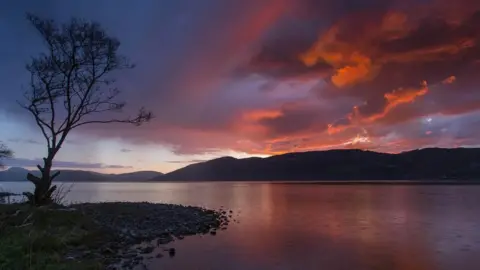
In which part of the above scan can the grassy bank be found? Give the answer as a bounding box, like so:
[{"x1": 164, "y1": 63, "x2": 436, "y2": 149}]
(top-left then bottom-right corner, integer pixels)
[
  {"x1": 0, "y1": 204, "x2": 109, "y2": 269},
  {"x1": 0, "y1": 202, "x2": 229, "y2": 270}
]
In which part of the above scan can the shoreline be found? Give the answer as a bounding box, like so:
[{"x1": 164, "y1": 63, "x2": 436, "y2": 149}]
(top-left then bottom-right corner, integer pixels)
[
  {"x1": 0, "y1": 191, "x2": 17, "y2": 197},
  {"x1": 0, "y1": 202, "x2": 230, "y2": 269}
]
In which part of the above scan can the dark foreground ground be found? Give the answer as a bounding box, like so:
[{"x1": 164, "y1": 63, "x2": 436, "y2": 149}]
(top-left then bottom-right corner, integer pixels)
[{"x1": 0, "y1": 201, "x2": 230, "y2": 270}]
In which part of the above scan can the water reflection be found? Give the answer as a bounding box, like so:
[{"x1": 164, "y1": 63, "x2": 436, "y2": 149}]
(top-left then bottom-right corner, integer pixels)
[{"x1": 2, "y1": 182, "x2": 480, "y2": 270}]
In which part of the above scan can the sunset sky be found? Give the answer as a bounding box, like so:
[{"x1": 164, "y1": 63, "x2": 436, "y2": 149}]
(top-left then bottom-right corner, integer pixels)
[{"x1": 1, "y1": 0, "x2": 480, "y2": 173}]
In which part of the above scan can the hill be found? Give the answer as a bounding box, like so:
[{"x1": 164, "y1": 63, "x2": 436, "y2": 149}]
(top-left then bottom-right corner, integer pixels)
[
  {"x1": 0, "y1": 167, "x2": 162, "y2": 182},
  {"x1": 152, "y1": 148, "x2": 480, "y2": 182}
]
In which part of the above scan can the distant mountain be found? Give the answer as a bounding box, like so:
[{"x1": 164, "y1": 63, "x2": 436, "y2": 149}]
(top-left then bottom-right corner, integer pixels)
[
  {"x1": 0, "y1": 167, "x2": 163, "y2": 182},
  {"x1": 152, "y1": 148, "x2": 480, "y2": 182}
]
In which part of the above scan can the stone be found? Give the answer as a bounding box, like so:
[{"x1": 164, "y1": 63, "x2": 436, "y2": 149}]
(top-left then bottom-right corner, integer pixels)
[
  {"x1": 168, "y1": 248, "x2": 176, "y2": 257},
  {"x1": 140, "y1": 245, "x2": 155, "y2": 254},
  {"x1": 124, "y1": 252, "x2": 137, "y2": 259},
  {"x1": 67, "y1": 202, "x2": 231, "y2": 267},
  {"x1": 102, "y1": 247, "x2": 114, "y2": 255},
  {"x1": 156, "y1": 236, "x2": 172, "y2": 245}
]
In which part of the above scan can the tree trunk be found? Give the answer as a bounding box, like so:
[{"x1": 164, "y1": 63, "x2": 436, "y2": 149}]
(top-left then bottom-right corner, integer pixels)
[{"x1": 26, "y1": 152, "x2": 58, "y2": 205}]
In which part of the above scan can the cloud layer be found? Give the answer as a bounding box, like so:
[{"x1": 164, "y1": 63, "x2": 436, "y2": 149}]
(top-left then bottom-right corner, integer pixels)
[{"x1": 1, "y1": 0, "x2": 480, "y2": 158}]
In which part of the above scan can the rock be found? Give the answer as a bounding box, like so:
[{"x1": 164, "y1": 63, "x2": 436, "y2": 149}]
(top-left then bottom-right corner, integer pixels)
[
  {"x1": 123, "y1": 252, "x2": 137, "y2": 259},
  {"x1": 156, "y1": 236, "x2": 173, "y2": 245},
  {"x1": 140, "y1": 245, "x2": 155, "y2": 254},
  {"x1": 122, "y1": 261, "x2": 131, "y2": 268},
  {"x1": 102, "y1": 247, "x2": 114, "y2": 255},
  {"x1": 68, "y1": 202, "x2": 231, "y2": 267}
]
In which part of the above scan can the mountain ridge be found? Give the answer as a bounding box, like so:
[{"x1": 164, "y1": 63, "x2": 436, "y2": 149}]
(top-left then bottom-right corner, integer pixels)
[
  {"x1": 152, "y1": 148, "x2": 480, "y2": 182},
  {"x1": 0, "y1": 167, "x2": 163, "y2": 182}
]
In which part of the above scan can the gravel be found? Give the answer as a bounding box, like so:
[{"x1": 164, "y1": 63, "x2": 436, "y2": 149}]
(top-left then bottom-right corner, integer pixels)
[{"x1": 71, "y1": 202, "x2": 230, "y2": 269}]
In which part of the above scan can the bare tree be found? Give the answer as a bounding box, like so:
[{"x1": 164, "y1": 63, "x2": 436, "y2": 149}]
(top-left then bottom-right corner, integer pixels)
[
  {"x1": 0, "y1": 142, "x2": 13, "y2": 168},
  {"x1": 19, "y1": 14, "x2": 152, "y2": 205}
]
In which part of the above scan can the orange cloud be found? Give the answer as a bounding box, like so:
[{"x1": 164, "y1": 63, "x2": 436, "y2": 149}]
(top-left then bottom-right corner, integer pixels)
[
  {"x1": 382, "y1": 39, "x2": 475, "y2": 64},
  {"x1": 366, "y1": 80, "x2": 429, "y2": 122},
  {"x1": 331, "y1": 54, "x2": 377, "y2": 88},
  {"x1": 298, "y1": 9, "x2": 474, "y2": 90},
  {"x1": 327, "y1": 81, "x2": 429, "y2": 135},
  {"x1": 380, "y1": 12, "x2": 409, "y2": 36},
  {"x1": 242, "y1": 109, "x2": 283, "y2": 121},
  {"x1": 224, "y1": 5, "x2": 480, "y2": 156},
  {"x1": 344, "y1": 133, "x2": 372, "y2": 146},
  {"x1": 300, "y1": 26, "x2": 380, "y2": 88},
  {"x1": 327, "y1": 124, "x2": 349, "y2": 135},
  {"x1": 442, "y1": 75, "x2": 456, "y2": 84},
  {"x1": 231, "y1": 109, "x2": 285, "y2": 139}
]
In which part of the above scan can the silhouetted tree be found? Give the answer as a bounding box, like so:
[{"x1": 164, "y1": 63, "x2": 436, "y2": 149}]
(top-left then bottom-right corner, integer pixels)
[
  {"x1": 0, "y1": 143, "x2": 13, "y2": 168},
  {"x1": 19, "y1": 14, "x2": 152, "y2": 205}
]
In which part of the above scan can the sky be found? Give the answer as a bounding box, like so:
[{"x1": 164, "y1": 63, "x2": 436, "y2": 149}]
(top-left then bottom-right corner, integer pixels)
[{"x1": 0, "y1": 0, "x2": 480, "y2": 173}]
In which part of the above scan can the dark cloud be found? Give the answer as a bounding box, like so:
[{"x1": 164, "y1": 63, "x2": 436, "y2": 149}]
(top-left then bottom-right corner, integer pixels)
[
  {"x1": 257, "y1": 102, "x2": 328, "y2": 138},
  {"x1": 237, "y1": 31, "x2": 333, "y2": 79},
  {"x1": 120, "y1": 148, "x2": 133, "y2": 153}
]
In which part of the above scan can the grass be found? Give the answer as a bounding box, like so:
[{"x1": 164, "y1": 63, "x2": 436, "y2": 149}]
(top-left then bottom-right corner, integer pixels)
[
  {"x1": 0, "y1": 204, "x2": 116, "y2": 270},
  {"x1": 0, "y1": 189, "x2": 17, "y2": 204}
]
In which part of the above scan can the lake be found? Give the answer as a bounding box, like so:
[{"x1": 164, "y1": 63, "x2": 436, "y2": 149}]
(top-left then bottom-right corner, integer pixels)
[{"x1": 2, "y1": 182, "x2": 480, "y2": 270}]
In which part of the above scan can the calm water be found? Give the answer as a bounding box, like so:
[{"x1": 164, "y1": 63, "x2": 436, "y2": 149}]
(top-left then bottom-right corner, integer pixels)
[{"x1": 2, "y1": 182, "x2": 480, "y2": 270}]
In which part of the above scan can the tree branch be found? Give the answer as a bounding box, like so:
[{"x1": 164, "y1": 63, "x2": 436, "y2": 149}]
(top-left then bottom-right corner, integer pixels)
[{"x1": 71, "y1": 109, "x2": 153, "y2": 129}]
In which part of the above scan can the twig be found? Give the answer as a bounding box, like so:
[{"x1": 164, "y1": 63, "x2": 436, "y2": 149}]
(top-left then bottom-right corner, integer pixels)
[
  {"x1": 21, "y1": 212, "x2": 33, "y2": 226},
  {"x1": 16, "y1": 222, "x2": 33, "y2": 228}
]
